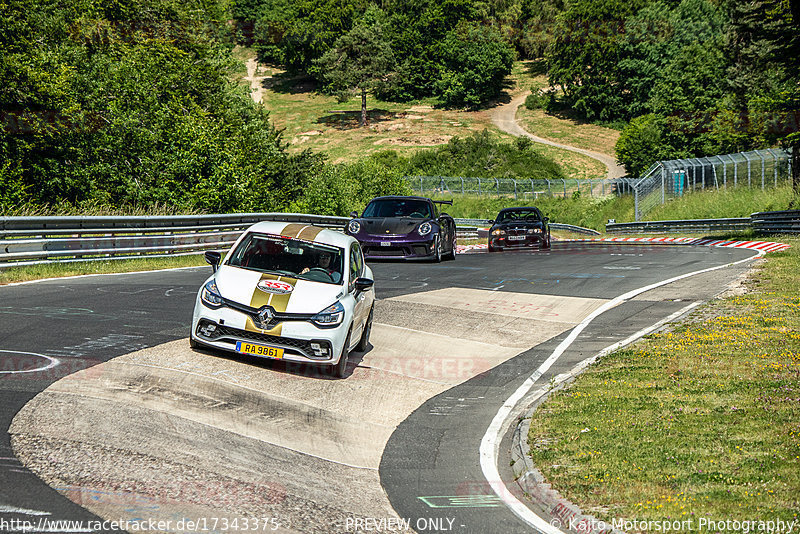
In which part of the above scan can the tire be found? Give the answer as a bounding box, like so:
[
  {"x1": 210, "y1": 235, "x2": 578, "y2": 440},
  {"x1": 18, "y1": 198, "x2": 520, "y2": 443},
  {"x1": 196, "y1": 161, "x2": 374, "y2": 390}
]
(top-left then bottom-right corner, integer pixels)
[
  {"x1": 488, "y1": 242, "x2": 499, "y2": 252},
  {"x1": 432, "y1": 236, "x2": 442, "y2": 263},
  {"x1": 331, "y1": 329, "x2": 352, "y2": 378},
  {"x1": 189, "y1": 326, "x2": 201, "y2": 349},
  {"x1": 444, "y1": 232, "x2": 457, "y2": 261},
  {"x1": 355, "y1": 306, "x2": 373, "y2": 352},
  {"x1": 541, "y1": 233, "x2": 551, "y2": 249}
]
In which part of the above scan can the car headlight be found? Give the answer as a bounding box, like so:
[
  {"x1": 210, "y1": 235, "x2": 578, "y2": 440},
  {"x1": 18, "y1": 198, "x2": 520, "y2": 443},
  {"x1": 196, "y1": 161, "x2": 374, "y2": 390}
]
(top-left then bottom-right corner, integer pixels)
[
  {"x1": 201, "y1": 279, "x2": 223, "y2": 308},
  {"x1": 418, "y1": 222, "x2": 432, "y2": 236},
  {"x1": 311, "y1": 301, "x2": 345, "y2": 328},
  {"x1": 491, "y1": 229, "x2": 505, "y2": 236},
  {"x1": 348, "y1": 220, "x2": 361, "y2": 234},
  {"x1": 528, "y1": 228, "x2": 542, "y2": 234}
]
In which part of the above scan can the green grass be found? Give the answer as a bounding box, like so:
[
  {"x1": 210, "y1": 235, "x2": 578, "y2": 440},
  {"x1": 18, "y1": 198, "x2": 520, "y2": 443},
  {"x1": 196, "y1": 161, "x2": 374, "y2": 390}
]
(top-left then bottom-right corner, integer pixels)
[
  {"x1": 528, "y1": 237, "x2": 800, "y2": 529},
  {"x1": 431, "y1": 185, "x2": 796, "y2": 230},
  {"x1": 648, "y1": 186, "x2": 797, "y2": 220}
]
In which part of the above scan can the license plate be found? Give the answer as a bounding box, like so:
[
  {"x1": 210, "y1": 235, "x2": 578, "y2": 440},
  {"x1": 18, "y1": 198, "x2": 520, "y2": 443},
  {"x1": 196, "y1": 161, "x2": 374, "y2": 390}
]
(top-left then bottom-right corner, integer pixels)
[
  {"x1": 380, "y1": 241, "x2": 392, "y2": 247},
  {"x1": 235, "y1": 341, "x2": 284, "y2": 359},
  {"x1": 508, "y1": 235, "x2": 526, "y2": 241}
]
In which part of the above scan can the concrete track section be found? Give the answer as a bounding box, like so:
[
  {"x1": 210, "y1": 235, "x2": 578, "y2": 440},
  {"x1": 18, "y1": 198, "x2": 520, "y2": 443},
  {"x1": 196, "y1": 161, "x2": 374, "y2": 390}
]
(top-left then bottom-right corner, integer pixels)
[{"x1": 10, "y1": 287, "x2": 609, "y2": 532}]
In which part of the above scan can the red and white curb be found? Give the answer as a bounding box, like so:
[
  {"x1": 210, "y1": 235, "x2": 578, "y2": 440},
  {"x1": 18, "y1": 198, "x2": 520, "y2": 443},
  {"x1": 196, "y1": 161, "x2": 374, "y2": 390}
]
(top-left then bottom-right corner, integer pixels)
[{"x1": 456, "y1": 237, "x2": 790, "y2": 254}]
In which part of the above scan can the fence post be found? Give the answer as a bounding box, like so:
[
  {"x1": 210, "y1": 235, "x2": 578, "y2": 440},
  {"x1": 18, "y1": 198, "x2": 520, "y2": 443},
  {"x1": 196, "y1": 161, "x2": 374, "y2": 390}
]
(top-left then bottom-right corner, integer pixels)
[
  {"x1": 767, "y1": 149, "x2": 779, "y2": 187},
  {"x1": 562, "y1": 179, "x2": 567, "y2": 197},
  {"x1": 635, "y1": 186, "x2": 640, "y2": 221},
  {"x1": 743, "y1": 152, "x2": 752, "y2": 188},
  {"x1": 460, "y1": 177, "x2": 464, "y2": 195}
]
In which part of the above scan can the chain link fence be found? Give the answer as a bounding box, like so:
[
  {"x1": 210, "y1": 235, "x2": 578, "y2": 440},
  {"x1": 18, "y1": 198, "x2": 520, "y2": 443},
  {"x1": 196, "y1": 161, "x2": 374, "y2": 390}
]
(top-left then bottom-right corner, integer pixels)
[
  {"x1": 405, "y1": 149, "x2": 792, "y2": 222},
  {"x1": 406, "y1": 176, "x2": 631, "y2": 200},
  {"x1": 631, "y1": 149, "x2": 792, "y2": 221}
]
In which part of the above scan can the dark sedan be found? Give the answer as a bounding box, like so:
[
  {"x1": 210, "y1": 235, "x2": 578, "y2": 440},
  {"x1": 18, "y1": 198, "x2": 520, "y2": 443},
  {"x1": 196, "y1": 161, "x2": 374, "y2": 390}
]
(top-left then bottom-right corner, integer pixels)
[
  {"x1": 346, "y1": 196, "x2": 457, "y2": 262},
  {"x1": 488, "y1": 206, "x2": 551, "y2": 252}
]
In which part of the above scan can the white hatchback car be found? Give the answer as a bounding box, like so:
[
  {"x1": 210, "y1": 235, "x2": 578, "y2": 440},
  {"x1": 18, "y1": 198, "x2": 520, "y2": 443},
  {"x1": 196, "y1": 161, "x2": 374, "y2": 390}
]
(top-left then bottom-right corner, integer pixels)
[{"x1": 191, "y1": 221, "x2": 375, "y2": 377}]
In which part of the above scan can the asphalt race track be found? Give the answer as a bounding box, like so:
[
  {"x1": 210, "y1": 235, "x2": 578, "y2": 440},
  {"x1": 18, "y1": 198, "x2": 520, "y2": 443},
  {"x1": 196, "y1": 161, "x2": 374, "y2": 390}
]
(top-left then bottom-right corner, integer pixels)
[{"x1": 0, "y1": 242, "x2": 760, "y2": 534}]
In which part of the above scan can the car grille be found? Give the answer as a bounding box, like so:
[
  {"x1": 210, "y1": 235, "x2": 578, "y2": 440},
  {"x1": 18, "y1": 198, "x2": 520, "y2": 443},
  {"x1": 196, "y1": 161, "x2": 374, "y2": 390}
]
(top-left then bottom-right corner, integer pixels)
[
  {"x1": 365, "y1": 246, "x2": 407, "y2": 256},
  {"x1": 196, "y1": 320, "x2": 331, "y2": 360}
]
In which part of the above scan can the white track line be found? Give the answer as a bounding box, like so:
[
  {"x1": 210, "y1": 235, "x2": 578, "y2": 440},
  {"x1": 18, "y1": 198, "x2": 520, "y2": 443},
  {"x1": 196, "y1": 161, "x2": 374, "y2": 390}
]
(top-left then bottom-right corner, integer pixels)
[
  {"x1": 480, "y1": 248, "x2": 766, "y2": 533},
  {"x1": 0, "y1": 350, "x2": 59, "y2": 374}
]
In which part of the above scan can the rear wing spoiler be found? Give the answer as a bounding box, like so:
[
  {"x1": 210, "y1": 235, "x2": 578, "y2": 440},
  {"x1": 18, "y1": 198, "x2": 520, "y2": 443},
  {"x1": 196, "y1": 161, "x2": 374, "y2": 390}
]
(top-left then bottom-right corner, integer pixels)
[{"x1": 432, "y1": 200, "x2": 453, "y2": 205}]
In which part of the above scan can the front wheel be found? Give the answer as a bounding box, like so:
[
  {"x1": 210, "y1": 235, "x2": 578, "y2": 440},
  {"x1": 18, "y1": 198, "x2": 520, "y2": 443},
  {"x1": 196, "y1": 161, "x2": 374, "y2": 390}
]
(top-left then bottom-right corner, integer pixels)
[
  {"x1": 331, "y1": 329, "x2": 351, "y2": 378},
  {"x1": 355, "y1": 306, "x2": 373, "y2": 352},
  {"x1": 432, "y1": 236, "x2": 442, "y2": 263}
]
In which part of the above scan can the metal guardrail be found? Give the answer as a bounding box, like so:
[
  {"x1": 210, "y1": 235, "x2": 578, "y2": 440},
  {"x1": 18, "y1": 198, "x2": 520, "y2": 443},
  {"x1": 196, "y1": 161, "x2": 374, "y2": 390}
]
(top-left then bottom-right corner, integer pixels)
[
  {"x1": 751, "y1": 210, "x2": 800, "y2": 234},
  {"x1": 454, "y1": 219, "x2": 601, "y2": 238},
  {"x1": 0, "y1": 214, "x2": 604, "y2": 269},
  {"x1": 0, "y1": 213, "x2": 350, "y2": 269},
  {"x1": 607, "y1": 211, "x2": 800, "y2": 234},
  {"x1": 606, "y1": 218, "x2": 751, "y2": 234}
]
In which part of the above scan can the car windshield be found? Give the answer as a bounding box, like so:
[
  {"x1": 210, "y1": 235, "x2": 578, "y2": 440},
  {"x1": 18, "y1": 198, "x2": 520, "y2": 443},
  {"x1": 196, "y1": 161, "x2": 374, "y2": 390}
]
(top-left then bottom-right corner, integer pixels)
[
  {"x1": 498, "y1": 209, "x2": 541, "y2": 222},
  {"x1": 362, "y1": 199, "x2": 433, "y2": 218},
  {"x1": 227, "y1": 233, "x2": 344, "y2": 285}
]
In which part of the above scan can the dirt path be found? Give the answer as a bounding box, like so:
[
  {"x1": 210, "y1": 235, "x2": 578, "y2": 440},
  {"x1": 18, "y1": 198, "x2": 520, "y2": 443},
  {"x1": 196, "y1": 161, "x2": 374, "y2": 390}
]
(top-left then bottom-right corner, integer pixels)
[
  {"x1": 245, "y1": 57, "x2": 267, "y2": 103},
  {"x1": 490, "y1": 91, "x2": 627, "y2": 179}
]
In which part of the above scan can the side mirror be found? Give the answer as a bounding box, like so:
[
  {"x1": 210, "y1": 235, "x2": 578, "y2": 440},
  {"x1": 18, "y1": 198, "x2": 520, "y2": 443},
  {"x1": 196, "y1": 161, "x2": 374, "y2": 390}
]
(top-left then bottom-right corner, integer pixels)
[
  {"x1": 543, "y1": 217, "x2": 550, "y2": 223},
  {"x1": 205, "y1": 250, "x2": 221, "y2": 272},
  {"x1": 354, "y1": 277, "x2": 374, "y2": 292},
  {"x1": 488, "y1": 220, "x2": 495, "y2": 225},
  {"x1": 350, "y1": 211, "x2": 358, "y2": 218}
]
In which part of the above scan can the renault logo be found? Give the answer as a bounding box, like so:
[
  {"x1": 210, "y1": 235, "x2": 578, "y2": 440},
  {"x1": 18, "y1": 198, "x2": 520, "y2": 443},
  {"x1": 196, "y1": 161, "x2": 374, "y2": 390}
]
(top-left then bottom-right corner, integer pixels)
[{"x1": 256, "y1": 307, "x2": 275, "y2": 329}]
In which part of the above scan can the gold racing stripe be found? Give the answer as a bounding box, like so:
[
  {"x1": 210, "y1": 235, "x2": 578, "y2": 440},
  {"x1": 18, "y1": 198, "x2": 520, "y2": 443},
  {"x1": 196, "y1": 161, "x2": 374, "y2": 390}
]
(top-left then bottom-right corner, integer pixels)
[
  {"x1": 244, "y1": 273, "x2": 298, "y2": 336},
  {"x1": 279, "y1": 223, "x2": 325, "y2": 242}
]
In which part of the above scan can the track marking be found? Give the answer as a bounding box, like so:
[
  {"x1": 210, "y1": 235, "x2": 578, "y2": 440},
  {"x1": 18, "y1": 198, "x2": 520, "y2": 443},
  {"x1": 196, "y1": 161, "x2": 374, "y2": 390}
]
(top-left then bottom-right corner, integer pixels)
[
  {"x1": 0, "y1": 350, "x2": 59, "y2": 374},
  {"x1": 480, "y1": 248, "x2": 765, "y2": 533}
]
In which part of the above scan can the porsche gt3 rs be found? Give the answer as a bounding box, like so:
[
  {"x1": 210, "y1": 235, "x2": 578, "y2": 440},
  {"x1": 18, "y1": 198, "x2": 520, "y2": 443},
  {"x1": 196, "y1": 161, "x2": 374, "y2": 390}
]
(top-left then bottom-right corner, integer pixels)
[
  {"x1": 345, "y1": 196, "x2": 457, "y2": 261},
  {"x1": 190, "y1": 221, "x2": 375, "y2": 378}
]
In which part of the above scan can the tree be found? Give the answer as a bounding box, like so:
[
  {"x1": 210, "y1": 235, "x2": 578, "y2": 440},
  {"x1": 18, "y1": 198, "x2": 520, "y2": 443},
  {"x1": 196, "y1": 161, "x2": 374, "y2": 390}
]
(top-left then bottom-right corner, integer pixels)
[
  {"x1": 615, "y1": 114, "x2": 669, "y2": 177},
  {"x1": 314, "y1": 11, "x2": 396, "y2": 127},
  {"x1": 435, "y1": 21, "x2": 514, "y2": 108}
]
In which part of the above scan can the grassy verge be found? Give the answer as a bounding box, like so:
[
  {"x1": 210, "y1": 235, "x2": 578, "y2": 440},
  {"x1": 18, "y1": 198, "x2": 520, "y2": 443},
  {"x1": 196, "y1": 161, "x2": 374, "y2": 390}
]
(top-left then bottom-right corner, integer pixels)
[
  {"x1": 0, "y1": 255, "x2": 207, "y2": 285},
  {"x1": 517, "y1": 105, "x2": 621, "y2": 157},
  {"x1": 528, "y1": 236, "x2": 800, "y2": 528},
  {"x1": 648, "y1": 186, "x2": 797, "y2": 220}
]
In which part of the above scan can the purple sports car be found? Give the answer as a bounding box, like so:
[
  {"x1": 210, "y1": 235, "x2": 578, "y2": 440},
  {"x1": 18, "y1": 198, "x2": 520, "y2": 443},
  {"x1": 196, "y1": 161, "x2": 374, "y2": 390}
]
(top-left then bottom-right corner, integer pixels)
[{"x1": 345, "y1": 196, "x2": 457, "y2": 261}]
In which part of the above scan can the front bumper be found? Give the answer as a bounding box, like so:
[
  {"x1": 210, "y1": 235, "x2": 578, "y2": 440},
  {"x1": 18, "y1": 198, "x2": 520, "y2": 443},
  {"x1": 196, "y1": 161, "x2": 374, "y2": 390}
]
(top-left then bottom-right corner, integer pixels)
[
  {"x1": 490, "y1": 234, "x2": 545, "y2": 249},
  {"x1": 358, "y1": 235, "x2": 436, "y2": 260},
  {"x1": 190, "y1": 297, "x2": 348, "y2": 365}
]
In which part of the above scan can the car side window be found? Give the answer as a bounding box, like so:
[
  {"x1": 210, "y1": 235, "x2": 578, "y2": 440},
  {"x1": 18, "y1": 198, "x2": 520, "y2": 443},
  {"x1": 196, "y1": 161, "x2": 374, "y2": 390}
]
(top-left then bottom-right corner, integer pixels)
[{"x1": 349, "y1": 243, "x2": 363, "y2": 288}]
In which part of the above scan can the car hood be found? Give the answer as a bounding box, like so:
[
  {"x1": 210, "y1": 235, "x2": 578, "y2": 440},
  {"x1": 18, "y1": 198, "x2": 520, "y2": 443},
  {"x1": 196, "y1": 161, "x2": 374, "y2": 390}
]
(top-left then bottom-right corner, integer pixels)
[
  {"x1": 360, "y1": 217, "x2": 428, "y2": 235},
  {"x1": 214, "y1": 265, "x2": 344, "y2": 314}
]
